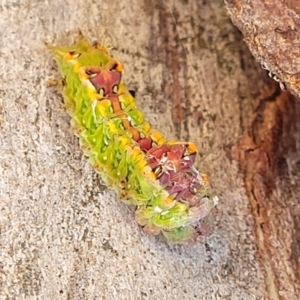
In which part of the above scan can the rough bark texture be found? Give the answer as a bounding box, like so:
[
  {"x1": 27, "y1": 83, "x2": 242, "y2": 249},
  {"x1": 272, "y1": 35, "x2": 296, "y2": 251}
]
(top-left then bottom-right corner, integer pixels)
[
  {"x1": 1, "y1": 0, "x2": 299, "y2": 299},
  {"x1": 224, "y1": 1, "x2": 300, "y2": 299},
  {"x1": 224, "y1": 0, "x2": 300, "y2": 97},
  {"x1": 232, "y1": 84, "x2": 300, "y2": 300}
]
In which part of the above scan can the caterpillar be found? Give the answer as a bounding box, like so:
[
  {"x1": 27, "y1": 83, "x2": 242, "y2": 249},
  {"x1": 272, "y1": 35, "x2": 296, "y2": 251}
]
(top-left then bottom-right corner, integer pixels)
[{"x1": 48, "y1": 32, "x2": 218, "y2": 245}]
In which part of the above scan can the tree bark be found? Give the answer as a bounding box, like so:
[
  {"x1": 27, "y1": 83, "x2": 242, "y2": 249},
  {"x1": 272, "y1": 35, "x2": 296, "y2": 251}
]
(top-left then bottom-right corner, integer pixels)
[
  {"x1": 224, "y1": 1, "x2": 300, "y2": 299},
  {"x1": 224, "y1": 0, "x2": 300, "y2": 97},
  {"x1": 1, "y1": 0, "x2": 299, "y2": 299}
]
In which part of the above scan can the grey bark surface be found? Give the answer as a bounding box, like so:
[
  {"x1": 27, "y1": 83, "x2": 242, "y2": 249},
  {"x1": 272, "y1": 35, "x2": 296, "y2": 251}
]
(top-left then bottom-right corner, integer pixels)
[{"x1": 1, "y1": 0, "x2": 298, "y2": 299}]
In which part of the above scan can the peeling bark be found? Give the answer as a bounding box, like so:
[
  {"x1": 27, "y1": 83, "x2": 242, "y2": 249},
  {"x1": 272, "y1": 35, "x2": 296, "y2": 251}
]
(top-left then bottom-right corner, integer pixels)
[
  {"x1": 232, "y1": 81, "x2": 300, "y2": 299},
  {"x1": 223, "y1": 1, "x2": 300, "y2": 298}
]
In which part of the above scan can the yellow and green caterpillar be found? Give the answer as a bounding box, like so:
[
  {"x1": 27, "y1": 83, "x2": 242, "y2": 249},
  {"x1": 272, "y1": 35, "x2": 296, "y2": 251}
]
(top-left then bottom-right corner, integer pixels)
[{"x1": 48, "y1": 32, "x2": 218, "y2": 245}]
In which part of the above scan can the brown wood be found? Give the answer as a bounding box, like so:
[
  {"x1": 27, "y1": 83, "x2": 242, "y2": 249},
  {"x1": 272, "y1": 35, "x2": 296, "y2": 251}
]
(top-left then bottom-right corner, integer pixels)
[
  {"x1": 232, "y1": 83, "x2": 300, "y2": 299},
  {"x1": 225, "y1": 1, "x2": 300, "y2": 299}
]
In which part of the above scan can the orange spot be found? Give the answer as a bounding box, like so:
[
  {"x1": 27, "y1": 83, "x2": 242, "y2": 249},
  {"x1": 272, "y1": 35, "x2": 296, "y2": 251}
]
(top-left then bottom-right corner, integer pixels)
[
  {"x1": 165, "y1": 196, "x2": 174, "y2": 205},
  {"x1": 186, "y1": 143, "x2": 198, "y2": 154},
  {"x1": 128, "y1": 127, "x2": 140, "y2": 141},
  {"x1": 151, "y1": 131, "x2": 165, "y2": 145},
  {"x1": 147, "y1": 171, "x2": 157, "y2": 181},
  {"x1": 201, "y1": 174, "x2": 210, "y2": 186},
  {"x1": 65, "y1": 51, "x2": 80, "y2": 62},
  {"x1": 116, "y1": 62, "x2": 124, "y2": 72},
  {"x1": 122, "y1": 117, "x2": 130, "y2": 129},
  {"x1": 109, "y1": 96, "x2": 122, "y2": 113}
]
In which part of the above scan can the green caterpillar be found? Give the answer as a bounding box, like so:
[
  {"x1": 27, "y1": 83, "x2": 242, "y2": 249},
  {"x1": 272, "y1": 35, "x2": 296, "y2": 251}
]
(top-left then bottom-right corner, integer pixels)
[{"x1": 48, "y1": 32, "x2": 218, "y2": 244}]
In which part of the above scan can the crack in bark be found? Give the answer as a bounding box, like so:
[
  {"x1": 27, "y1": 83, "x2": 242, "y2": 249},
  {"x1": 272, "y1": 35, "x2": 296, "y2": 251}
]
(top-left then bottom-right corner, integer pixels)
[{"x1": 232, "y1": 81, "x2": 299, "y2": 299}]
